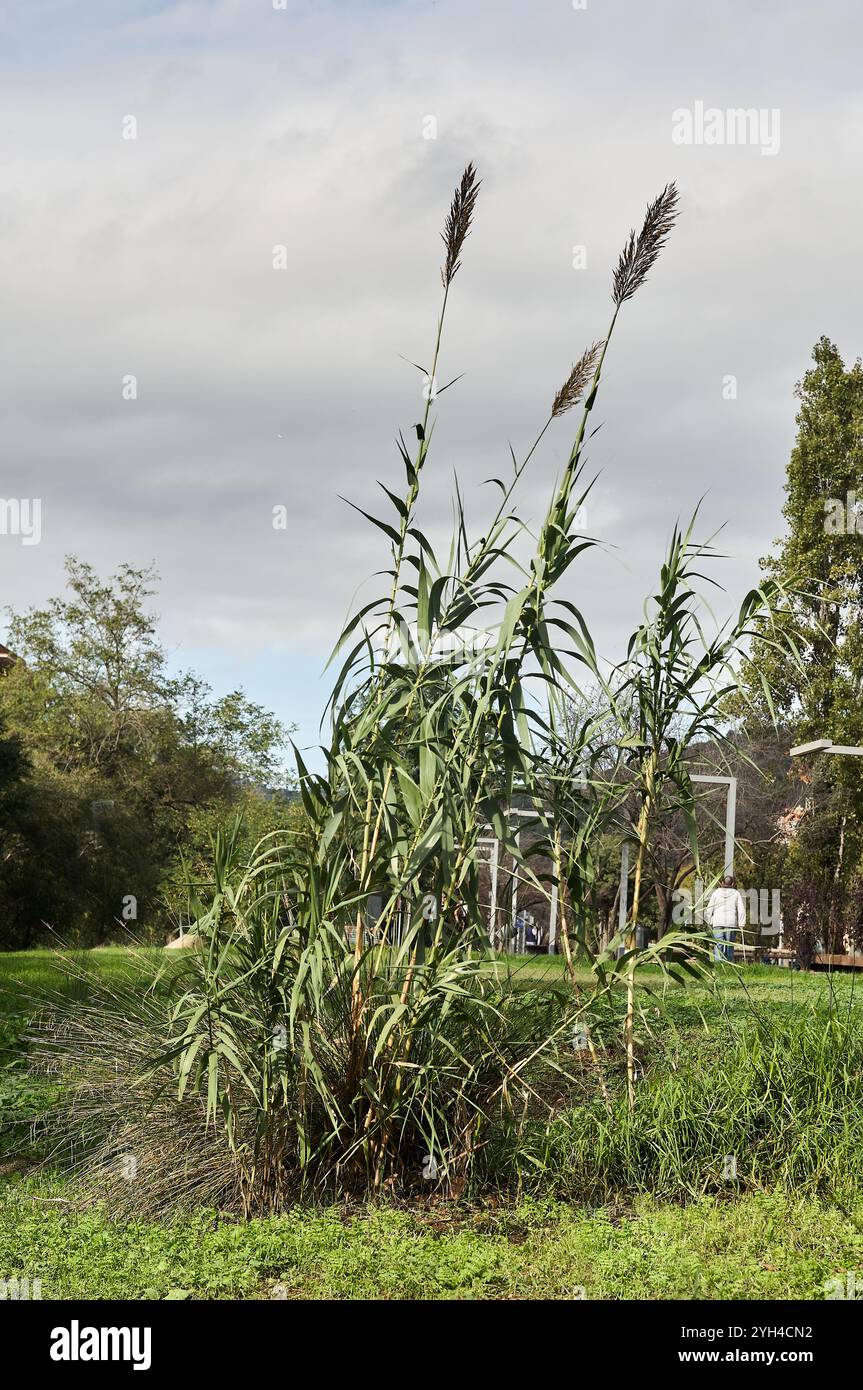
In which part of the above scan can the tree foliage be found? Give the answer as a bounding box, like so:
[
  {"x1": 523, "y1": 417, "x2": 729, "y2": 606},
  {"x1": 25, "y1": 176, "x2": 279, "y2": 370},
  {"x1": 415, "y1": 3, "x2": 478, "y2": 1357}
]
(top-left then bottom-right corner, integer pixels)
[
  {"x1": 0, "y1": 559, "x2": 290, "y2": 946},
  {"x1": 744, "y1": 337, "x2": 863, "y2": 951}
]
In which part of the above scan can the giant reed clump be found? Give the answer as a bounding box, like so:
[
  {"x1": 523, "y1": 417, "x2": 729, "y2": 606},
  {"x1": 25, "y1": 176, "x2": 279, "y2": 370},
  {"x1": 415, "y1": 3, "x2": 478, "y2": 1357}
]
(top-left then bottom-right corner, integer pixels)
[
  {"x1": 26, "y1": 826, "x2": 585, "y2": 1213},
  {"x1": 22, "y1": 167, "x2": 802, "y2": 1213}
]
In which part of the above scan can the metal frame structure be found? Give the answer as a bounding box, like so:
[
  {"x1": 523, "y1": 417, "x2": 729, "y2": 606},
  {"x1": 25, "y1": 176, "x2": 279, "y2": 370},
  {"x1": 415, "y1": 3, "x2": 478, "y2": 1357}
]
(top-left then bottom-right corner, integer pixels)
[
  {"x1": 691, "y1": 773, "x2": 737, "y2": 879},
  {"x1": 478, "y1": 807, "x2": 559, "y2": 955},
  {"x1": 791, "y1": 739, "x2": 863, "y2": 759},
  {"x1": 616, "y1": 772, "x2": 738, "y2": 939}
]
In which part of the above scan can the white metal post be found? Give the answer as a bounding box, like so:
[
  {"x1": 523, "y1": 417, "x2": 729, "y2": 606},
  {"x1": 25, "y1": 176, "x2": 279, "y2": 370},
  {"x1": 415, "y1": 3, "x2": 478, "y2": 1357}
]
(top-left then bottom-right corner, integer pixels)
[
  {"x1": 548, "y1": 881, "x2": 558, "y2": 955},
  {"x1": 618, "y1": 841, "x2": 629, "y2": 939},
  {"x1": 724, "y1": 778, "x2": 737, "y2": 880},
  {"x1": 512, "y1": 829, "x2": 520, "y2": 953},
  {"x1": 691, "y1": 774, "x2": 737, "y2": 878},
  {"x1": 489, "y1": 837, "x2": 499, "y2": 948}
]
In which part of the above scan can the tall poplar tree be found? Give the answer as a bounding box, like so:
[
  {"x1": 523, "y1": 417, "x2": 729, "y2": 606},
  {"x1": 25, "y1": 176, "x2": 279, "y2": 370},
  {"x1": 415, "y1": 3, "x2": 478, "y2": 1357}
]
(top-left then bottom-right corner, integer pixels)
[{"x1": 747, "y1": 337, "x2": 863, "y2": 950}]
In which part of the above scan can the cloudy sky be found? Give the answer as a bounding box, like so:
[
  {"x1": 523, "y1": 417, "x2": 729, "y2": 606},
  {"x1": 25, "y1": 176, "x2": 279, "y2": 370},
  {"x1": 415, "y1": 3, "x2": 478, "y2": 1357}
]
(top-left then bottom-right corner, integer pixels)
[{"x1": 1, "y1": 0, "x2": 861, "y2": 766}]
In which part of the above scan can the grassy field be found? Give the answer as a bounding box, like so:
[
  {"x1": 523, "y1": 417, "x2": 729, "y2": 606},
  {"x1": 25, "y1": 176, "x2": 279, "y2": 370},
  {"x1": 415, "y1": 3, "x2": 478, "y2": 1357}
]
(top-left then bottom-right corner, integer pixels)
[
  {"x1": 2, "y1": 948, "x2": 862, "y2": 1300},
  {"x1": 1, "y1": 944, "x2": 854, "y2": 1015},
  {"x1": 2, "y1": 1178, "x2": 860, "y2": 1300}
]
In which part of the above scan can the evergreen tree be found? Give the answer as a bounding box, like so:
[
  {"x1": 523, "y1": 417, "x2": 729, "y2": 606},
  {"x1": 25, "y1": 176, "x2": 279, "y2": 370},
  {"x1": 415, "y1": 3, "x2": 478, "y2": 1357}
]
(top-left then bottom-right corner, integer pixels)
[{"x1": 746, "y1": 337, "x2": 863, "y2": 951}]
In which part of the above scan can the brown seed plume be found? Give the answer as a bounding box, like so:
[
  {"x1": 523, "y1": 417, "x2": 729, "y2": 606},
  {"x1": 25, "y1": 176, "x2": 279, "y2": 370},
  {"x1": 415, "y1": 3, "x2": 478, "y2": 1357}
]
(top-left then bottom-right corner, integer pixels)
[
  {"x1": 441, "y1": 163, "x2": 481, "y2": 288},
  {"x1": 612, "y1": 182, "x2": 679, "y2": 307},
  {"x1": 551, "y1": 340, "x2": 605, "y2": 418}
]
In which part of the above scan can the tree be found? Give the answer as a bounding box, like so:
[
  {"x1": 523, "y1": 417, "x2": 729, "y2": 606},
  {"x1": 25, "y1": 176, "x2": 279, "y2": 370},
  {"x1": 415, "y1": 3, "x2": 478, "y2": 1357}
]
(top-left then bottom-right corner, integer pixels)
[
  {"x1": 0, "y1": 557, "x2": 291, "y2": 946},
  {"x1": 744, "y1": 337, "x2": 863, "y2": 950},
  {"x1": 0, "y1": 712, "x2": 29, "y2": 931}
]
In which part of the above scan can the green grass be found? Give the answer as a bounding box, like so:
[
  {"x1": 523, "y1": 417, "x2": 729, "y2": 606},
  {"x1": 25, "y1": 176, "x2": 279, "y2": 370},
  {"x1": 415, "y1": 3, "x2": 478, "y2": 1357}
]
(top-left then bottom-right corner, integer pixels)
[
  {"x1": 2, "y1": 945, "x2": 856, "y2": 1016},
  {"x1": 3, "y1": 947, "x2": 862, "y2": 1300},
  {"x1": 517, "y1": 1007, "x2": 863, "y2": 1204},
  {"x1": 1, "y1": 1173, "x2": 860, "y2": 1300},
  {"x1": 0, "y1": 945, "x2": 179, "y2": 1073},
  {"x1": 501, "y1": 953, "x2": 863, "y2": 1033},
  {"x1": 0, "y1": 948, "x2": 173, "y2": 1157},
  {"x1": 0, "y1": 947, "x2": 167, "y2": 1007}
]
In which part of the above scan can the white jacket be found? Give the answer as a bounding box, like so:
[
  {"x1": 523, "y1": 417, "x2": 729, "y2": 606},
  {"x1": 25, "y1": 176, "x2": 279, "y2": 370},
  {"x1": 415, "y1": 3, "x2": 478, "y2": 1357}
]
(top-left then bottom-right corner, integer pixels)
[{"x1": 707, "y1": 887, "x2": 746, "y2": 929}]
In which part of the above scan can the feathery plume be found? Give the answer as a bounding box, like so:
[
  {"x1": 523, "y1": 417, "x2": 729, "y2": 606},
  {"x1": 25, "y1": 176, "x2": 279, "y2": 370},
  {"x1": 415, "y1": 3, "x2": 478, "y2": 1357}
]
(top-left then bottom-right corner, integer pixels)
[
  {"x1": 551, "y1": 340, "x2": 605, "y2": 418},
  {"x1": 612, "y1": 182, "x2": 679, "y2": 307},
  {"x1": 441, "y1": 163, "x2": 481, "y2": 287}
]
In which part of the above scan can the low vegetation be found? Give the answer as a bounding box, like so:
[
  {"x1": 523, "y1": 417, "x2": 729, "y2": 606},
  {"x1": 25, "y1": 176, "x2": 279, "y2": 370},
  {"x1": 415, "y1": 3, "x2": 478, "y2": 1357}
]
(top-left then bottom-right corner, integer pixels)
[{"x1": 2, "y1": 1178, "x2": 861, "y2": 1301}]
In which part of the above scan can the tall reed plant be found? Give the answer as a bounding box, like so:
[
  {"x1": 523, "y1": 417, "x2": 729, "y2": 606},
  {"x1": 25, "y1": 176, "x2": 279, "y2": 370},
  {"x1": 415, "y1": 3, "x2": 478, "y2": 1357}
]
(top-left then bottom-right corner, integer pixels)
[{"x1": 25, "y1": 166, "x2": 805, "y2": 1208}]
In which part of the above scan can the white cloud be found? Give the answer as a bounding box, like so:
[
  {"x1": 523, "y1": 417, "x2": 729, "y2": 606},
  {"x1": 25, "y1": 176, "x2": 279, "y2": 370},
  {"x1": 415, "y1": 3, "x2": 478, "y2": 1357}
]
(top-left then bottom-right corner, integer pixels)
[{"x1": 2, "y1": 0, "x2": 862, "y2": 743}]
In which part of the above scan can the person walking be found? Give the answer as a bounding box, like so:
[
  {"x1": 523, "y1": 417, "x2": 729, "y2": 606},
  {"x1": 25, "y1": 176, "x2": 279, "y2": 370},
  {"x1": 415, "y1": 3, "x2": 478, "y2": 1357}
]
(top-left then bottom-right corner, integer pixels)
[{"x1": 707, "y1": 875, "x2": 746, "y2": 962}]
